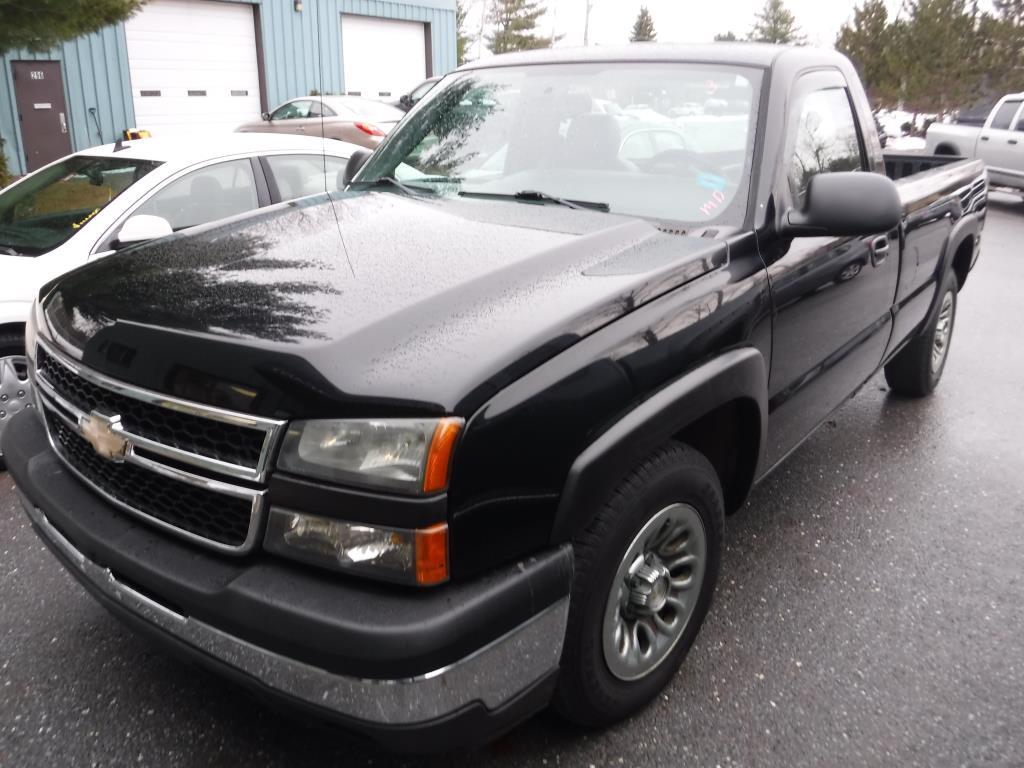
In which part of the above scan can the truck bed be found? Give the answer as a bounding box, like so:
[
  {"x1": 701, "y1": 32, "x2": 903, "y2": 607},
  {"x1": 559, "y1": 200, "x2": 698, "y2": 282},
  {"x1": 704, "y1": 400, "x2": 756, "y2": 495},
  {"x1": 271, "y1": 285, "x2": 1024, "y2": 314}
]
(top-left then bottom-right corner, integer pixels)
[{"x1": 883, "y1": 153, "x2": 987, "y2": 214}]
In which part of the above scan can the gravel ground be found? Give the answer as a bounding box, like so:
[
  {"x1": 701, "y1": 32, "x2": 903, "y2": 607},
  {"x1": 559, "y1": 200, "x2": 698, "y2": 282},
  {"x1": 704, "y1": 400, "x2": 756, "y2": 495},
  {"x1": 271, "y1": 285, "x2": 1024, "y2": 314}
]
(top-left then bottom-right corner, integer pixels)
[{"x1": 2, "y1": 194, "x2": 1023, "y2": 768}]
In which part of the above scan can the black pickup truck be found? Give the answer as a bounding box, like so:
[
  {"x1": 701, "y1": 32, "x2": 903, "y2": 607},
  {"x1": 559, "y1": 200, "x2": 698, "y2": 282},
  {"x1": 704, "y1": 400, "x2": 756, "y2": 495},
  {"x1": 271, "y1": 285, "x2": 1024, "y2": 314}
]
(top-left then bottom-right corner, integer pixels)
[{"x1": 5, "y1": 44, "x2": 986, "y2": 751}]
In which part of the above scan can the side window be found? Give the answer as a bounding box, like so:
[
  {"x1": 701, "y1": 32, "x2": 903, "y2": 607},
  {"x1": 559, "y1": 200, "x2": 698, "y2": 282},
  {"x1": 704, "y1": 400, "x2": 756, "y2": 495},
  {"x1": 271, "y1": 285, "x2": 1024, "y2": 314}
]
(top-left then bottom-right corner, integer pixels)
[
  {"x1": 990, "y1": 99, "x2": 1022, "y2": 131},
  {"x1": 271, "y1": 100, "x2": 311, "y2": 120},
  {"x1": 135, "y1": 159, "x2": 259, "y2": 231},
  {"x1": 264, "y1": 154, "x2": 351, "y2": 199},
  {"x1": 308, "y1": 101, "x2": 335, "y2": 118},
  {"x1": 787, "y1": 87, "x2": 865, "y2": 207}
]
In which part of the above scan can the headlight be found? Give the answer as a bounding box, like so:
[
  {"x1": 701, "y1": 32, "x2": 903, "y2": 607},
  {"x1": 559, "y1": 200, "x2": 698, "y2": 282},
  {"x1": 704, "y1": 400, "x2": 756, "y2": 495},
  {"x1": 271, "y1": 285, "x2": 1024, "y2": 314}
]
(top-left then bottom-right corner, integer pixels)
[
  {"x1": 264, "y1": 509, "x2": 448, "y2": 585},
  {"x1": 276, "y1": 417, "x2": 463, "y2": 495}
]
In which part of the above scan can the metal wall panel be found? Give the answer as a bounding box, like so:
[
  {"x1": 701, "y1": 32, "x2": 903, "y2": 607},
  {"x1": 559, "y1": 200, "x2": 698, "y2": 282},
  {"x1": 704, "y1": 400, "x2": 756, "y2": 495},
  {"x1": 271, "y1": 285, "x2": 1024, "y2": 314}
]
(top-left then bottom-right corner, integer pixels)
[
  {"x1": 1, "y1": 0, "x2": 455, "y2": 176},
  {"x1": 1, "y1": 26, "x2": 134, "y2": 175},
  {"x1": 260, "y1": 0, "x2": 456, "y2": 106}
]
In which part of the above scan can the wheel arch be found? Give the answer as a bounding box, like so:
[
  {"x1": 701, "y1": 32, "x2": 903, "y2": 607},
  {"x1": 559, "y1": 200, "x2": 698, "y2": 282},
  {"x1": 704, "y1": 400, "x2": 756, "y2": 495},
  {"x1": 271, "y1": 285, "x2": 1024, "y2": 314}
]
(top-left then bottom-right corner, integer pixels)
[
  {"x1": 934, "y1": 143, "x2": 959, "y2": 156},
  {"x1": 550, "y1": 347, "x2": 767, "y2": 543},
  {"x1": 0, "y1": 321, "x2": 26, "y2": 350},
  {"x1": 942, "y1": 213, "x2": 980, "y2": 292}
]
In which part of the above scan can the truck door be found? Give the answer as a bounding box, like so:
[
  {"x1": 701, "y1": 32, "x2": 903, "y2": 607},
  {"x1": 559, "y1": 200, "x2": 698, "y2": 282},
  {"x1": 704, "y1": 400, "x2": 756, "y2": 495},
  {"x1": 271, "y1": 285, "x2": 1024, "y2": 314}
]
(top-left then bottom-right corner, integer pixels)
[
  {"x1": 977, "y1": 97, "x2": 1024, "y2": 188},
  {"x1": 761, "y1": 70, "x2": 899, "y2": 466}
]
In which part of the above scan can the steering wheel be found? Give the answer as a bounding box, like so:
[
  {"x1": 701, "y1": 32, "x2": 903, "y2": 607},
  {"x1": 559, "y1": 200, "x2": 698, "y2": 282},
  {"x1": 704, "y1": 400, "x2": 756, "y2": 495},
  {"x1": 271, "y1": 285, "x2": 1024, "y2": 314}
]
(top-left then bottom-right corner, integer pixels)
[{"x1": 644, "y1": 148, "x2": 724, "y2": 178}]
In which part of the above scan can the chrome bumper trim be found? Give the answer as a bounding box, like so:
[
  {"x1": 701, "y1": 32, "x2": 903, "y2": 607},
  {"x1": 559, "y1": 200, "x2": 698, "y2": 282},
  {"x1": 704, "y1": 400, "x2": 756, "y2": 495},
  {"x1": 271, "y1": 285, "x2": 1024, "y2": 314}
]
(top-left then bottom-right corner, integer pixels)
[{"x1": 21, "y1": 496, "x2": 568, "y2": 725}]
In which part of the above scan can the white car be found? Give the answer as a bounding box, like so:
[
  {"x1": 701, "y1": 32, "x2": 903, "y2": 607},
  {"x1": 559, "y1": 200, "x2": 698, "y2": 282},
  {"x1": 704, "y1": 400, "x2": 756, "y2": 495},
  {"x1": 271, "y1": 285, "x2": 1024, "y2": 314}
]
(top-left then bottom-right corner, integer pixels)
[{"x1": 0, "y1": 133, "x2": 362, "y2": 455}]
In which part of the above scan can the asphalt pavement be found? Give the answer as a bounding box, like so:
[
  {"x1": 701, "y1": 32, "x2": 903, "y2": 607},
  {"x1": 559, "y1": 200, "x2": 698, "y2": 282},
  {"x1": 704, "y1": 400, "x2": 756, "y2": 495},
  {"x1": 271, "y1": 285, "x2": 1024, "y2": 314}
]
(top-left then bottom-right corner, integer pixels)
[{"x1": 2, "y1": 194, "x2": 1023, "y2": 768}]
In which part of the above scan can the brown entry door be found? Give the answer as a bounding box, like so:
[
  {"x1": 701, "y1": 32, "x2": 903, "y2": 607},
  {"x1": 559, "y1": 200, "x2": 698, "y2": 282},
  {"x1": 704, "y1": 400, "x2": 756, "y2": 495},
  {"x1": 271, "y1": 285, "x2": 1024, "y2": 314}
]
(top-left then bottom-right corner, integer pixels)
[{"x1": 12, "y1": 61, "x2": 73, "y2": 172}]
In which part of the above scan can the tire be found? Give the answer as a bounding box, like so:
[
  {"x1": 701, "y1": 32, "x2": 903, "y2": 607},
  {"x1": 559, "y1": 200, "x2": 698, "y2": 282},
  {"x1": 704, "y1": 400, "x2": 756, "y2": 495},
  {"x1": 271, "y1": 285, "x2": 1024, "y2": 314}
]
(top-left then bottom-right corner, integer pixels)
[
  {"x1": 0, "y1": 331, "x2": 31, "y2": 469},
  {"x1": 553, "y1": 441, "x2": 724, "y2": 728},
  {"x1": 884, "y1": 269, "x2": 958, "y2": 397}
]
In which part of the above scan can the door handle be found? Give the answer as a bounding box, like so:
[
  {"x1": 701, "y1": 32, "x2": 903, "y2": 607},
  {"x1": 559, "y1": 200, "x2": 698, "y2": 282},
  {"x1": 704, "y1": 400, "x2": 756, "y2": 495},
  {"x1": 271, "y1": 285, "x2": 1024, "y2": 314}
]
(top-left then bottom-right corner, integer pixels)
[
  {"x1": 980, "y1": 135, "x2": 990, "y2": 141},
  {"x1": 59, "y1": 112, "x2": 67, "y2": 134},
  {"x1": 1010, "y1": 138, "x2": 1019, "y2": 145},
  {"x1": 870, "y1": 235, "x2": 890, "y2": 266}
]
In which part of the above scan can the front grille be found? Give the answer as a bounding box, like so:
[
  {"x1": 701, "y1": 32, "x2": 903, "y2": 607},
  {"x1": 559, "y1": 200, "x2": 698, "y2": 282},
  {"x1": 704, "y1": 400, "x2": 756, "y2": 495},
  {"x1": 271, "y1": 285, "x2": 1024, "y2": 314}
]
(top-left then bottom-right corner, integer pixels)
[
  {"x1": 36, "y1": 345, "x2": 265, "y2": 469},
  {"x1": 45, "y1": 409, "x2": 255, "y2": 548}
]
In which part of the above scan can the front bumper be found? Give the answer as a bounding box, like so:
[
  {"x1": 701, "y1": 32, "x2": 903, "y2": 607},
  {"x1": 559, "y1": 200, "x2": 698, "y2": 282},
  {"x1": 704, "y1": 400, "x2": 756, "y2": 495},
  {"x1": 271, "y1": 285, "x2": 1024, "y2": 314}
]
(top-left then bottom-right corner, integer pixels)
[{"x1": 5, "y1": 410, "x2": 572, "y2": 751}]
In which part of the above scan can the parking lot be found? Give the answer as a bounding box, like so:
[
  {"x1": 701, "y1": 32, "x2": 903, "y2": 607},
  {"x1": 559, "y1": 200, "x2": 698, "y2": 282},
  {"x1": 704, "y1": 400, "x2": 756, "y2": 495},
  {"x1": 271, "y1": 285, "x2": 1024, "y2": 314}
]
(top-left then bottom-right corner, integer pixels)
[{"x1": 2, "y1": 193, "x2": 1022, "y2": 768}]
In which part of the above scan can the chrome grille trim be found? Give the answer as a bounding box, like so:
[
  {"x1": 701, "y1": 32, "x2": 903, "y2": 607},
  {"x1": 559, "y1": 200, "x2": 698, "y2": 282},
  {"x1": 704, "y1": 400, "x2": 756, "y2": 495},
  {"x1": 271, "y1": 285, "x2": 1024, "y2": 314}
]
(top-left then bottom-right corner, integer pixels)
[
  {"x1": 36, "y1": 386, "x2": 266, "y2": 555},
  {"x1": 34, "y1": 336, "x2": 285, "y2": 483},
  {"x1": 31, "y1": 336, "x2": 282, "y2": 555}
]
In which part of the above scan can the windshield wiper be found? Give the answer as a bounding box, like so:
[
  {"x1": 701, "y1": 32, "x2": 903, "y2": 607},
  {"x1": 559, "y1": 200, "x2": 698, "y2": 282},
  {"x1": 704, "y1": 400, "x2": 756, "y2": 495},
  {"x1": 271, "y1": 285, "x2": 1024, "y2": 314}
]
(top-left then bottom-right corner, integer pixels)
[
  {"x1": 362, "y1": 176, "x2": 431, "y2": 197},
  {"x1": 0, "y1": 245, "x2": 22, "y2": 256},
  {"x1": 460, "y1": 190, "x2": 610, "y2": 212}
]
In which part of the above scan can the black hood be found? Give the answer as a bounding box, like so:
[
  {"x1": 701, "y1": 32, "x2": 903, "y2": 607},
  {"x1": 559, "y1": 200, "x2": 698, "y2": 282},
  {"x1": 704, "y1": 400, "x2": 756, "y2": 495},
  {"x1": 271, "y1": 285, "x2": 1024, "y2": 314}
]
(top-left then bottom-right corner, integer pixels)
[{"x1": 42, "y1": 191, "x2": 726, "y2": 417}]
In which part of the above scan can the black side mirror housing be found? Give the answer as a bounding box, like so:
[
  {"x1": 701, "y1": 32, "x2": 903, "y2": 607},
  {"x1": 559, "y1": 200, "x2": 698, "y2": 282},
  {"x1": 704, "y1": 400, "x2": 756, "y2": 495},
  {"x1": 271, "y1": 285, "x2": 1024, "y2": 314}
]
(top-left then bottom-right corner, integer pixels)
[
  {"x1": 261, "y1": 111, "x2": 271, "y2": 121},
  {"x1": 399, "y1": 94, "x2": 412, "y2": 108},
  {"x1": 342, "y1": 149, "x2": 373, "y2": 187},
  {"x1": 783, "y1": 172, "x2": 902, "y2": 237}
]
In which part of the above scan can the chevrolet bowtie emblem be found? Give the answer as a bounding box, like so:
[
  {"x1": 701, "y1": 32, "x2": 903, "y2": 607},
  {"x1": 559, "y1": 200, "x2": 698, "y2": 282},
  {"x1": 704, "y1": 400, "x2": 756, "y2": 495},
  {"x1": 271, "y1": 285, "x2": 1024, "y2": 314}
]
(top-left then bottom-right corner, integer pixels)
[{"x1": 78, "y1": 411, "x2": 129, "y2": 462}]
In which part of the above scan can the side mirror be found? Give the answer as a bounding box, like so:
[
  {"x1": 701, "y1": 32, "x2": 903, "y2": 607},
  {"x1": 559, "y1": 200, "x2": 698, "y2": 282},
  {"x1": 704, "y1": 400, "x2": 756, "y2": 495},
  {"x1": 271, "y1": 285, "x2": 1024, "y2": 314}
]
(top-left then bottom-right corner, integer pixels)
[
  {"x1": 115, "y1": 214, "x2": 173, "y2": 247},
  {"x1": 399, "y1": 94, "x2": 412, "y2": 108},
  {"x1": 342, "y1": 148, "x2": 373, "y2": 187},
  {"x1": 783, "y1": 172, "x2": 902, "y2": 237},
  {"x1": 261, "y1": 111, "x2": 271, "y2": 121}
]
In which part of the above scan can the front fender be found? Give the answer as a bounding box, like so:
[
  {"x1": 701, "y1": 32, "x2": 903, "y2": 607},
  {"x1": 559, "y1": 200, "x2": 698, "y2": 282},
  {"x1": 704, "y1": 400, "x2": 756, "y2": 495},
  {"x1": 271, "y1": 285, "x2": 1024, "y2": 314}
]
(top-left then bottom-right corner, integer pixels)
[{"x1": 550, "y1": 347, "x2": 768, "y2": 542}]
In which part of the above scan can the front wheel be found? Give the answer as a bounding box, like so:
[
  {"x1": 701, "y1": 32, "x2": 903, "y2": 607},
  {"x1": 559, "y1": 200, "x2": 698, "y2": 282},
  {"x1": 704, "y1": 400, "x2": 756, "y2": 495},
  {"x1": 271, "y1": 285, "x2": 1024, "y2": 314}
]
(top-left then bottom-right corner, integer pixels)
[
  {"x1": 884, "y1": 270, "x2": 958, "y2": 397},
  {"x1": 0, "y1": 332, "x2": 33, "y2": 468},
  {"x1": 553, "y1": 442, "x2": 724, "y2": 727}
]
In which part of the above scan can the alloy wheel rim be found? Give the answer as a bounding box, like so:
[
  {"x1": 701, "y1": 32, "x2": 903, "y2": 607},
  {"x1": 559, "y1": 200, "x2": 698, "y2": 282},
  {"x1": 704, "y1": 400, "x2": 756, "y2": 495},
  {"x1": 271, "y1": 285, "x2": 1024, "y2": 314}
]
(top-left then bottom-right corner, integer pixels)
[
  {"x1": 0, "y1": 355, "x2": 33, "y2": 456},
  {"x1": 931, "y1": 290, "x2": 955, "y2": 374},
  {"x1": 602, "y1": 503, "x2": 707, "y2": 682}
]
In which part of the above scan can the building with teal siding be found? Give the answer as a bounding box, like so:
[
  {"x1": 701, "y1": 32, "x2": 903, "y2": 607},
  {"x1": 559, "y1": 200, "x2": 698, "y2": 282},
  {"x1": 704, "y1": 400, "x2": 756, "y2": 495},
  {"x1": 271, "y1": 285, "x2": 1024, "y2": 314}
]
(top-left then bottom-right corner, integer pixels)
[{"x1": 1, "y1": 0, "x2": 456, "y2": 174}]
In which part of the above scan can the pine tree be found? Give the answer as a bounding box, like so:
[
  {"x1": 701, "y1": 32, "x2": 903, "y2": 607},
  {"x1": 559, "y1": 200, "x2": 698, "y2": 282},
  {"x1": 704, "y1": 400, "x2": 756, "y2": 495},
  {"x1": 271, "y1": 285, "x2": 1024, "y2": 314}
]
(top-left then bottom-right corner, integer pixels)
[
  {"x1": 0, "y1": 0, "x2": 145, "y2": 54},
  {"x1": 456, "y1": 0, "x2": 474, "y2": 64},
  {"x1": 990, "y1": 0, "x2": 1024, "y2": 92},
  {"x1": 899, "y1": 0, "x2": 991, "y2": 116},
  {"x1": 486, "y1": 0, "x2": 553, "y2": 54},
  {"x1": 714, "y1": 31, "x2": 739, "y2": 41},
  {"x1": 836, "y1": 0, "x2": 900, "y2": 108},
  {"x1": 747, "y1": 0, "x2": 805, "y2": 45},
  {"x1": 630, "y1": 6, "x2": 657, "y2": 42}
]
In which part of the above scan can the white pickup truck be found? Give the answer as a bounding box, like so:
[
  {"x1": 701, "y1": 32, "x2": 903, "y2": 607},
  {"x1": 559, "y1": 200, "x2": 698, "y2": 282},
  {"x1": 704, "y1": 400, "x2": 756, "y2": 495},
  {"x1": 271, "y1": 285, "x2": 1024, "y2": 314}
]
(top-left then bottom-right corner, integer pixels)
[{"x1": 926, "y1": 92, "x2": 1024, "y2": 194}]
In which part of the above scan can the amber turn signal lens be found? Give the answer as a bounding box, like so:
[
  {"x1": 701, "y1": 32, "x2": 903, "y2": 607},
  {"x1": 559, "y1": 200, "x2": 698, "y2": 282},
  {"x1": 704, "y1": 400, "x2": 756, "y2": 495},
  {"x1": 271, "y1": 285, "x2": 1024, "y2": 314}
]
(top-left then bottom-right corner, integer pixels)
[
  {"x1": 422, "y1": 417, "x2": 463, "y2": 494},
  {"x1": 415, "y1": 523, "x2": 449, "y2": 585}
]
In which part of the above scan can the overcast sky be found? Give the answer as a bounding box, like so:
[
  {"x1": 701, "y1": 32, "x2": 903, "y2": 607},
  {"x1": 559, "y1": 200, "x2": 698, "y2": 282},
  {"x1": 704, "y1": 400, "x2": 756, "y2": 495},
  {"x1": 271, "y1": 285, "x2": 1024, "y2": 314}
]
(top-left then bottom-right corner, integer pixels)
[{"x1": 466, "y1": 0, "x2": 955, "y2": 58}]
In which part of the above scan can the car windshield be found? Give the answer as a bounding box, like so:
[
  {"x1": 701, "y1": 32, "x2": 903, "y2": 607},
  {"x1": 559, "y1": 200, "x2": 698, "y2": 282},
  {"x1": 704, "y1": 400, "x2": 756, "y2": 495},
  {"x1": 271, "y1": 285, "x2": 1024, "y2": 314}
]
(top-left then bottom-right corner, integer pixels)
[
  {"x1": 357, "y1": 62, "x2": 763, "y2": 227},
  {"x1": 0, "y1": 155, "x2": 162, "y2": 256}
]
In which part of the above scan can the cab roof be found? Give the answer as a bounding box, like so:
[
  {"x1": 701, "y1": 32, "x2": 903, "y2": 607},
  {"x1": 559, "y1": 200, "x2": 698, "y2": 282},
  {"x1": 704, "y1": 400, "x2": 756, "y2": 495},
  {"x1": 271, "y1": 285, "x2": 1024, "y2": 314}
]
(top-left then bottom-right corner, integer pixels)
[{"x1": 457, "y1": 42, "x2": 846, "y2": 72}]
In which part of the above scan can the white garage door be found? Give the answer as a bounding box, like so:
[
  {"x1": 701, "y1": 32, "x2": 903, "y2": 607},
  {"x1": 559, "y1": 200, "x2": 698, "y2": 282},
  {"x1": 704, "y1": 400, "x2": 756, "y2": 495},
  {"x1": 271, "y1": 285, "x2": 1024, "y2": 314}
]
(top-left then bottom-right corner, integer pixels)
[
  {"x1": 341, "y1": 15, "x2": 427, "y2": 100},
  {"x1": 125, "y1": 0, "x2": 262, "y2": 138}
]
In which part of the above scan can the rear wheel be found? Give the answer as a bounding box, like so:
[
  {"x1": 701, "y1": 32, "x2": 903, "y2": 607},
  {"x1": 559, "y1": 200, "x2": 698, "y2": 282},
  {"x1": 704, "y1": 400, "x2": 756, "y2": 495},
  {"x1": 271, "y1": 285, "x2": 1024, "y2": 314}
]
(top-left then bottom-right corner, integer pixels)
[
  {"x1": 884, "y1": 270, "x2": 958, "y2": 397},
  {"x1": 553, "y1": 442, "x2": 723, "y2": 727}
]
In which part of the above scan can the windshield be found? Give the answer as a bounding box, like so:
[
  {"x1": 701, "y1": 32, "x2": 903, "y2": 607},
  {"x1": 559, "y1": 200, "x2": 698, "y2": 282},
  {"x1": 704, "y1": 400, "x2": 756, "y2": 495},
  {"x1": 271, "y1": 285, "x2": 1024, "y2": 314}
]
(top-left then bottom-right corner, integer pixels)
[
  {"x1": 0, "y1": 155, "x2": 162, "y2": 256},
  {"x1": 358, "y1": 62, "x2": 762, "y2": 227}
]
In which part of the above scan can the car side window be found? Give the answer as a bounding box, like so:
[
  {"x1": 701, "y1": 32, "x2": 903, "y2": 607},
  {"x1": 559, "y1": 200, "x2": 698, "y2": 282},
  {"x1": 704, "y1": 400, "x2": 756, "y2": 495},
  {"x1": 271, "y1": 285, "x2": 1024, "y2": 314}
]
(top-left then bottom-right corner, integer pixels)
[
  {"x1": 308, "y1": 101, "x2": 336, "y2": 118},
  {"x1": 135, "y1": 159, "x2": 259, "y2": 231},
  {"x1": 264, "y1": 154, "x2": 351, "y2": 199},
  {"x1": 271, "y1": 100, "x2": 312, "y2": 120},
  {"x1": 786, "y1": 87, "x2": 865, "y2": 208},
  {"x1": 991, "y1": 99, "x2": 1023, "y2": 130}
]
